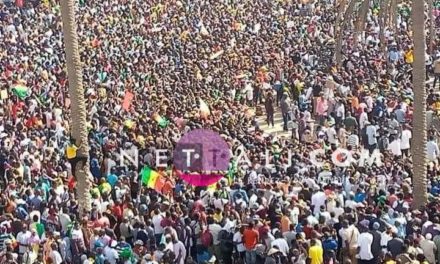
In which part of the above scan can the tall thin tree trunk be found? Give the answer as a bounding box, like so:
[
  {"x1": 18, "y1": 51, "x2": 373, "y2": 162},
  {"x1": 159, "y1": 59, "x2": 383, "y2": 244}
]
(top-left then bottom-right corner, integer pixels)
[
  {"x1": 412, "y1": 0, "x2": 428, "y2": 209},
  {"x1": 335, "y1": 0, "x2": 348, "y2": 29},
  {"x1": 429, "y1": 0, "x2": 435, "y2": 54},
  {"x1": 389, "y1": 0, "x2": 398, "y2": 31},
  {"x1": 355, "y1": 0, "x2": 370, "y2": 45},
  {"x1": 336, "y1": 0, "x2": 357, "y2": 65},
  {"x1": 379, "y1": 0, "x2": 390, "y2": 56},
  {"x1": 60, "y1": 0, "x2": 92, "y2": 215}
]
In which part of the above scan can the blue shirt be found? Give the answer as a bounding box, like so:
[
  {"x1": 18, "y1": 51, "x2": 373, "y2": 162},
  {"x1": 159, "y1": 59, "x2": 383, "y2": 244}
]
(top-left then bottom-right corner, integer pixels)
[
  {"x1": 354, "y1": 192, "x2": 366, "y2": 203},
  {"x1": 107, "y1": 173, "x2": 118, "y2": 187}
]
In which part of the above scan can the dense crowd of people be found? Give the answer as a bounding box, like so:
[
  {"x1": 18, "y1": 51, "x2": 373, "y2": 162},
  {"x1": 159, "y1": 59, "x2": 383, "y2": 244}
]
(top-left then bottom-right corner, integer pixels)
[{"x1": 1, "y1": 0, "x2": 440, "y2": 264}]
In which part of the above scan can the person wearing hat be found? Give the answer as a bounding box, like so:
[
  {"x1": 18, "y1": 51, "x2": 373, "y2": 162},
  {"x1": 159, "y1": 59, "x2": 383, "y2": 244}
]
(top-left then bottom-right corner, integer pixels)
[
  {"x1": 265, "y1": 245, "x2": 287, "y2": 264},
  {"x1": 369, "y1": 222, "x2": 382, "y2": 261},
  {"x1": 420, "y1": 233, "x2": 436, "y2": 264}
]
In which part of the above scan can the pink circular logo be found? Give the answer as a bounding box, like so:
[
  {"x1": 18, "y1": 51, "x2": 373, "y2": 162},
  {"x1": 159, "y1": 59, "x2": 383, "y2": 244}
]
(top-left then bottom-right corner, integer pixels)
[{"x1": 173, "y1": 129, "x2": 230, "y2": 186}]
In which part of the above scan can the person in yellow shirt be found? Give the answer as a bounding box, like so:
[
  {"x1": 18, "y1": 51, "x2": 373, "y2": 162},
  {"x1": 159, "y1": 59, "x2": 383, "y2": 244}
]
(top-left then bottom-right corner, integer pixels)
[
  {"x1": 213, "y1": 208, "x2": 223, "y2": 223},
  {"x1": 308, "y1": 239, "x2": 324, "y2": 264},
  {"x1": 66, "y1": 138, "x2": 87, "y2": 178},
  {"x1": 405, "y1": 49, "x2": 414, "y2": 64}
]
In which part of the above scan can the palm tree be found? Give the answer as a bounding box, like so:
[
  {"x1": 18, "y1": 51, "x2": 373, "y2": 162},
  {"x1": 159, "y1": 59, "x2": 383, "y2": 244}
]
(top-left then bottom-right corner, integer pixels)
[
  {"x1": 60, "y1": 0, "x2": 92, "y2": 215},
  {"x1": 335, "y1": 0, "x2": 358, "y2": 65},
  {"x1": 379, "y1": 0, "x2": 390, "y2": 55},
  {"x1": 428, "y1": 0, "x2": 435, "y2": 53},
  {"x1": 411, "y1": 0, "x2": 428, "y2": 208}
]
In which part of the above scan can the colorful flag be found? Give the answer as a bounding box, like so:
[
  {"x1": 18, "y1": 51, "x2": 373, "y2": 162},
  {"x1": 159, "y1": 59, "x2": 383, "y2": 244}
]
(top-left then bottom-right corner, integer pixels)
[
  {"x1": 12, "y1": 84, "x2": 28, "y2": 100},
  {"x1": 141, "y1": 166, "x2": 165, "y2": 193},
  {"x1": 152, "y1": 113, "x2": 169, "y2": 128},
  {"x1": 199, "y1": 99, "x2": 211, "y2": 118}
]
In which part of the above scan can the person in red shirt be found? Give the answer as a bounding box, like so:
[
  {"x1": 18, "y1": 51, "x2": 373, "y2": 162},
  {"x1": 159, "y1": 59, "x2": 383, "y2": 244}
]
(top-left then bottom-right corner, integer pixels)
[
  {"x1": 112, "y1": 200, "x2": 123, "y2": 222},
  {"x1": 243, "y1": 222, "x2": 259, "y2": 264}
]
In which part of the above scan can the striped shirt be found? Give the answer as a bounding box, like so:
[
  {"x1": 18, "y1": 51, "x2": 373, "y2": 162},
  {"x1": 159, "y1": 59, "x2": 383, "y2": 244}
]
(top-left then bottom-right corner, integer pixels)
[
  {"x1": 347, "y1": 134, "x2": 359, "y2": 148},
  {"x1": 0, "y1": 233, "x2": 14, "y2": 251}
]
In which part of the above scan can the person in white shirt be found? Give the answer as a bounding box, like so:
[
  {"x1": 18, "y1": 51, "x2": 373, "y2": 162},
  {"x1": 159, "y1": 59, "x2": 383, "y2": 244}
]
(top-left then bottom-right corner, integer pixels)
[
  {"x1": 243, "y1": 81, "x2": 253, "y2": 106},
  {"x1": 339, "y1": 220, "x2": 360, "y2": 264},
  {"x1": 311, "y1": 190, "x2": 326, "y2": 215},
  {"x1": 17, "y1": 224, "x2": 31, "y2": 257},
  {"x1": 208, "y1": 218, "x2": 222, "y2": 246},
  {"x1": 380, "y1": 227, "x2": 393, "y2": 253},
  {"x1": 271, "y1": 232, "x2": 289, "y2": 255},
  {"x1": 400, "y1": 126, "x2": 412, "y2": 157},
  {"x1": 49, "y1": 243, "x2": 63, "y2": 264},
  {"x1": 152, "y1": 209, "x2": 164, "y2": 244},
  {"x1": 388, "y1": 136, "x2": 402, "y2": 157},
  {"x1": 420, "y1": 233, "x2": 437, "y2": 264},
  {"x1": 172, "y1": 235, "x2": 187, "y2": 264},
  {"x1": 103, "y1": 241, "x2": 119, "y2": 264},
  {"x1": 359, "y1": 108, "x2": 369, "y2": 130},
  {"x1": 357, "y1": 226, "x2": 374, "y2": 262},
  {"x1": 427, "y1": 136, "x2": 440, "y2": 162},
  {"x1": 233, "y1": 228, "x2": 246, "y2": 258},
  {"x1": 326, "y1": 125, "x2": 338, "y2": 145},
  {"x1": 365, "y1": 122, "x2": 378, "y2": 153}
]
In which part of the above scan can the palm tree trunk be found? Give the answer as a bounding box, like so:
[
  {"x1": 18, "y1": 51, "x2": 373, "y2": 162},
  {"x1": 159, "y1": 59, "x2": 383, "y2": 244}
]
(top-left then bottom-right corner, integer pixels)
[
  {"x1": 335, "y1": 0, "x2": 348, "y2": 31},
  {"x1": 336, "y1": 0, "x2": 358, "y2": 65},
  {"x1": 389, "y1": 0, "x2": 398, "y2": 31},
  {"x1": 354, "y1": 0, "x2": 370, "y2": 45},
  {"x1": 379, "y1": 0, "x2": 390, "y2": 56},
  {"x1": 429, "y1": 0, "x2": 435, "y2": 54},
  {"x1": 412, "y1": 0, "x2": 428, "y2": 209},
  {"x1": 60, "y1": 0, "x2": 92, "y2": 215}
]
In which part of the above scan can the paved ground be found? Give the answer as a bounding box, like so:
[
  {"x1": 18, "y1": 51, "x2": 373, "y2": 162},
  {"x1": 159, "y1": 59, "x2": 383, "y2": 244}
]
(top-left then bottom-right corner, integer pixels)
[
  {"x1": 255, "y1": 77, "x2": 435, "y2": 138},
  {"x1": 255, "y1": 107, "x2": 292, "y2": 138}
]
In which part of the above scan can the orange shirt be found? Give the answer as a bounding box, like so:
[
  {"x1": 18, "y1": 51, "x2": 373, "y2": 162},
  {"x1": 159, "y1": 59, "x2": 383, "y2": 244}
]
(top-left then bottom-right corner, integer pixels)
[
  {"x1": 281, "y1": 215, "x2": 291, "y2": 233},
  {"x1": 243, "y1": 228, "x2": 259, "y2": 250},
  {"x1": 351, "y1": 97, "x2": 359, "y2": 111}
]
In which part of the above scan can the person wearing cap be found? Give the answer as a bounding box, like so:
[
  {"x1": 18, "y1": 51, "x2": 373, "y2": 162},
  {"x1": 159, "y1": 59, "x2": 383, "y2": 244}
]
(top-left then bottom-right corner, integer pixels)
[
  {"x1": 420, "y1": 233, "x2": 436, "y2": 264},
  {"x1": 369, "y1": 222, "x2": 382, "y2": 260}
]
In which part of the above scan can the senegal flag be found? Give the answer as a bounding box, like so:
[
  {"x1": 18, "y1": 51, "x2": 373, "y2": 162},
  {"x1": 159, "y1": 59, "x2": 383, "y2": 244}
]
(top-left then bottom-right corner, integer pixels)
[{"x1": 140, "y1": 166, "x2": 165, "y2": 193}]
